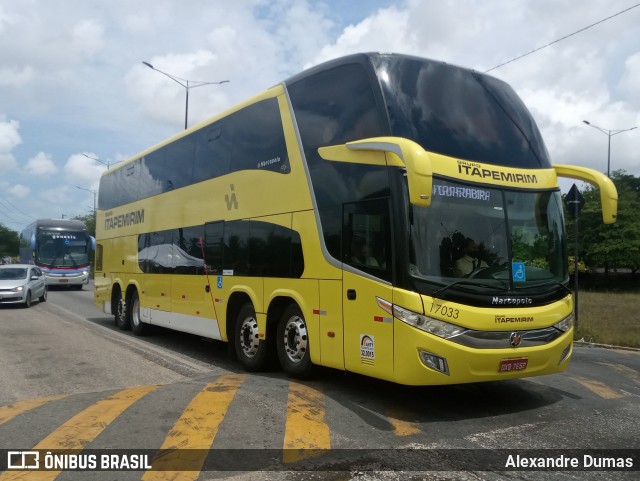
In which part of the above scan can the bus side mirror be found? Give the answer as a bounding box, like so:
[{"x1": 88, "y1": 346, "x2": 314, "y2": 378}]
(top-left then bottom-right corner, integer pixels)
[
  {"x1": 553, "y1": 165, "x2": 618, "y2": 224},
  {"x1": 319, "y1": 136, "x2": 433, "y2": 207}
]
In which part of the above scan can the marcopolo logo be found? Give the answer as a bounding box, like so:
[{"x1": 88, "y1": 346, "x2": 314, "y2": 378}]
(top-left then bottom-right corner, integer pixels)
[{"x1": 492, "y1": 297, "x2": 533, "y2": 306}]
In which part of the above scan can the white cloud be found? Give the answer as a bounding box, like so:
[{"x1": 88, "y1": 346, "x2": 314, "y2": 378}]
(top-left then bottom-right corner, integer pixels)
[
  {"x1": 619, "y1": 52, "x2": 640, "y2": 107},
  {"x1": 0, "y1": 116, "x2": 20, "y2": 171},
  {"x1": 8, "y1": 184, "x2": 30, "y2": 198},
  {"x1": 72, "y1": 19, "x2": 105, "y2": 57},
  {"x1": 64, "y1": 153, "x2": 105, "y2": 190},
  {"x1": 24, "y1": 152, "x2": 58, "y2": 175}
]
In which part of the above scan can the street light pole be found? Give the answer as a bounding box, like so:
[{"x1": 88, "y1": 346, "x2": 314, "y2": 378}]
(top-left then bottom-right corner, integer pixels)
[
  {"x1": 582, "y1": 120, "x2": 637, "y2": 177},
  {"x1": 76, "y1": 186, "x2": 97, "y2": 218},
  {"x1": 142, "y1": 61, "x2": 229, "y2": 129},
  {"x1": 82, "y1": 153, "x2": 120, "y2": 170}
]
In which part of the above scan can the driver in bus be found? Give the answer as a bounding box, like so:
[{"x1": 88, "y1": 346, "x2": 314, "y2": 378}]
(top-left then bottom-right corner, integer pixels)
[{"x1": 454, "y1": 237, "x2": 487, "y2": 277}]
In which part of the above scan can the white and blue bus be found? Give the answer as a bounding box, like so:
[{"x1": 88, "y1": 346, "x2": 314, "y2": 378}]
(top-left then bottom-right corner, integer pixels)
[{"x1": 20, "y1": 219, "x2": 95, "y2": 288}]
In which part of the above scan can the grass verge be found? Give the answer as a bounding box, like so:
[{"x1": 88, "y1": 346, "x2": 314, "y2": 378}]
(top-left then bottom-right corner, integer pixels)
[{"x1": 575, "y1": 291, "x2": 640, "y2": 348}]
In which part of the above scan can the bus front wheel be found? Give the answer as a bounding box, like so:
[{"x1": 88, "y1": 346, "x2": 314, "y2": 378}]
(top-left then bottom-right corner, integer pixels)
[
  {"x1": 277, "y1": 304, "x2": 314, "y2": 379},
  {"x1": 235, "y1": 303, "x2": 269, "y2": 371}
]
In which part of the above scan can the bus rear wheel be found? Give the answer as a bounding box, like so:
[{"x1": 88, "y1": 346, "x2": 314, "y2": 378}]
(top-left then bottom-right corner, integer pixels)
[
  {"x1": 235, "y1": 303, "x2": 269, "y2": 371},
  {"x1": 277, "y1": 304, "x2": 314, "y2": 379},
  {"x1": 114, "y1": 288, "x2": 130, "y2": 330},
  {"x1": 129, "y1": 290, "x2": 149, "y2": 336}
]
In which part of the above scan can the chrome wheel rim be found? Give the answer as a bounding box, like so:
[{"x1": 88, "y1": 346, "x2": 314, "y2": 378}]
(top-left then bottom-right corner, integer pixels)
[
  {"x1": 283, "y1": 315, "x2": 308, "y2": 364},
  {"x1": 239, "y1": 316, "x2": 260, "y2": 358}
]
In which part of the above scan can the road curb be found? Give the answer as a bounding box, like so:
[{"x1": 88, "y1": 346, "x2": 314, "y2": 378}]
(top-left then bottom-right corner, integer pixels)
[{"x1": 574, "y1": 340, "x2": 640, "y2": 353}]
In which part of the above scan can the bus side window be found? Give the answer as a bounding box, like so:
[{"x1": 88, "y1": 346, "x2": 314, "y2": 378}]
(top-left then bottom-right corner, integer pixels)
[
  {"x1": 343, "y1": 199, "x2": 392, "y2": 282},
  {"x1": 194, "y1": 124, "x2": 231, "y2": 184}
]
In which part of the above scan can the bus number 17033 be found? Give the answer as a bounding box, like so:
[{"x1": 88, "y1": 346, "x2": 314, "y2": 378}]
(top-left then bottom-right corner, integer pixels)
[{"x1": 429, "y1": 303, "x2": 460, "y2": 320}]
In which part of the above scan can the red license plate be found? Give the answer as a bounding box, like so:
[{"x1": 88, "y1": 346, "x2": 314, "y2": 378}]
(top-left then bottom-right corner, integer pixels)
[{"x1": 499, "y1": 358, "x2": 528, "y2": 373}]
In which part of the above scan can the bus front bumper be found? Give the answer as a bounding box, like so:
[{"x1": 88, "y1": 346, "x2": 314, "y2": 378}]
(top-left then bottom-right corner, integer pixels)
[
  {"x1": 393, "y1": 320, "x2": 573, "y2": 386},
  {"x1": 43, "y1": 270, "x2": 90, "y2": 286}
]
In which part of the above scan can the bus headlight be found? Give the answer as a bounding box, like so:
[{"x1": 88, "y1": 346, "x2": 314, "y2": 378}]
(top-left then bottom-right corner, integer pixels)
[
  {"x1": 554, "y1": 312, "x2": 575, "y2": 332},
  {"x1": 392, "y1": 304, "x2": 467, "y2": 339}
]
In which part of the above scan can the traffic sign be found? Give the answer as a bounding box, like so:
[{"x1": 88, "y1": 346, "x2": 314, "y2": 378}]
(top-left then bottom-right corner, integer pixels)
[{"x1": 565, "y1": 184, "x2": 585, "y2": 219}]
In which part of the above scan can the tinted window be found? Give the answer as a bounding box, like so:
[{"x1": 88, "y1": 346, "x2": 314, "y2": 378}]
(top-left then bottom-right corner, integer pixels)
[
  {"x1": 174, "y1": 225, "x2": 205, "y2": 274},
  {"x1": 288, "y1": 62, "x2": 387, "y2": 148},
  {"x1": 204, "y1": 222, "x2": 224, "y2": 275},
  {"x1": 288, "y1": 61, "x2": 391, "y2": 262},
  {"x1": 99, "y1": 98, "x2": 288, "y2": 210},
  {"x1": 143, "y1": 230, "x2": 174, "y2": 274},
  {"x1": 344, "y1": 199, "x2": 393, "y2": 281},
  {"x1": 165, "y1": 136, "x2": 195, "y2": 191},
  {"x1": 230, "y1": 99, "x2": 289, "y2": 174},
  {"x1": 193, "y1": 124, "x2": 231, "y2": 184},
  {"x1": 373, "y1": 55, "x2": 551, "y2": 168}
]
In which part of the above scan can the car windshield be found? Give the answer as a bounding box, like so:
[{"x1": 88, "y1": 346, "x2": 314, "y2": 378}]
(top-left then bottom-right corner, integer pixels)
[
  {"x1": 408, "y1": 179, "x2": 568, "y2": 293},
  {"x1": 0, "y1": 268, "x2": 28, "y2": 280},
  {"x1": 36, "y1": 230, "x2": 90, "y2": 267}
]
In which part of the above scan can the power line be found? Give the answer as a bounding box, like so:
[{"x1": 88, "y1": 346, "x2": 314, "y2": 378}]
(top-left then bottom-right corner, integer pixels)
[
  {"x1": 485, "y1": 2, "x2": 640, "y2": 73},
  {"x1": 0, "y1": 195, "x2": 36, "y2": 223}
]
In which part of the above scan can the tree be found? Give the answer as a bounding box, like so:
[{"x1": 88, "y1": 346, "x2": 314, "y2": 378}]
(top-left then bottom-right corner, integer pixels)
[
  {"x1": 567, "y1": 171, "x2": 640, "y2": 274},
  {"x1": 73, "y1": 212, "x2": 96, "y2": 238},
  {"x1": 0, "y1": 223, "x2": 19, "y2": 259}
]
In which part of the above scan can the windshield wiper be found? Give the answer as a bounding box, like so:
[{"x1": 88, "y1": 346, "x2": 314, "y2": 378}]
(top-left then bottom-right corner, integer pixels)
[
  {"x1": 515, "y1": 281, "x2": 572, "y2": 296},
  {"x1": 432, "y1": 280, "x2": 501, "y2": 297}
]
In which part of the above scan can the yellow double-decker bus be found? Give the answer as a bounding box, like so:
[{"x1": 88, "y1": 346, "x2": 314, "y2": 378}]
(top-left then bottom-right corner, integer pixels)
[{"x1": 95, "y1": 53, "x2": 617, "y2": 385}]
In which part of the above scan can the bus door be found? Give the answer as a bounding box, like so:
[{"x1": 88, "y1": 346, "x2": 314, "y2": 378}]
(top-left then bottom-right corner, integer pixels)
[{"x1": 342, "y1": 199, "x2": 395, "y2": 380}]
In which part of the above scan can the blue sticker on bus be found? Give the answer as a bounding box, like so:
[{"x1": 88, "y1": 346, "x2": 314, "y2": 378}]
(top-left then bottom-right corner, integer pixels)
[
  {"x1": 512, "y1": 262, "x2": 526, "y2": 282},
  {"x1": 217, "y1": 276, "x2": 223, "y2": 289}
]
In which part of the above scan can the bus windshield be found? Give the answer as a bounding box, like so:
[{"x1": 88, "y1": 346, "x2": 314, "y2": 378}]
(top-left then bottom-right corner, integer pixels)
[
  {"x1": 375, "y1": 55, "x2": 551, "y2": 169},
  {"x1": 36, "y1": 230, "x2": 91, "y2": 268},
  {"x1": 409, "y1": 179, "x2": 568, "y2": 293}
]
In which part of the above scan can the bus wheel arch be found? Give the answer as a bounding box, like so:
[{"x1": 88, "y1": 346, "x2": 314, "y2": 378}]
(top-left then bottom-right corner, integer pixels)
[{"x1": 227, "y1": 292, "x2": 269, "y2": 372}]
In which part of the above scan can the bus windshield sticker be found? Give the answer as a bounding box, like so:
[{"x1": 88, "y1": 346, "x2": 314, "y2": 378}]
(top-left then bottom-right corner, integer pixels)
[
  {"x1": 512, "y1": 262, "x2": 526, "y2": 282},
  {"x1": 223, "y1": 269, "x2": 234, "y2": 276},
  {"x1": 432, "y1": 184, "x2": 491, "y2": 201}
]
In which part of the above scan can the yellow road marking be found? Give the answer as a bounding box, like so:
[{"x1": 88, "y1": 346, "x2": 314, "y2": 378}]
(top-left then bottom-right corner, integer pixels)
[
  {"x1": 0, "y1": 385, "x2": 157, "y2": 481},
  {"x1": 386, "y1": 408, "x2": 421, "y2": 436},
  {"x1": 574, "y1": 377, "x2": 623, "y2": 399},
  {"x1": 597, "y1": 362, "x2": 640, "y2": 385},
  {"x1": 142, "y1": 373, "x2": 245, "y2": 481},
  {"x1": 283, "y1": 381, "x2": 330, "y2": 464},
  {"x1": 0, "y1": 394, "x2": 67, "y2": 426}
]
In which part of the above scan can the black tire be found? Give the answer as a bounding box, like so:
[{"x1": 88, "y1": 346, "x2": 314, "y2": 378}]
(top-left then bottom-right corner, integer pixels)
[
  {"x1": 39, "y1": 286, "x2": 47, "y2": 303},
  {"x1": 235, "y1": 303, "x2": 270, "y2": 371},
  {"x1": 115, "y1": 288, "x2": 130, "y2": 330},
  {"x1": 23, "y1": 290, "x2": 32, "y2": 308},
  {"x1": 277, "y1": 304, "x2": 315, "y2": 379},
  {"x1": 129, "y1": 290, "x2": 150, "y2": 336}
]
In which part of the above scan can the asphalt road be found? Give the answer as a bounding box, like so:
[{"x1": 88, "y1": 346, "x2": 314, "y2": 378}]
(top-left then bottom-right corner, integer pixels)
[{"x1": 0, "y1": 283, "x2": 638, "y2": 480}]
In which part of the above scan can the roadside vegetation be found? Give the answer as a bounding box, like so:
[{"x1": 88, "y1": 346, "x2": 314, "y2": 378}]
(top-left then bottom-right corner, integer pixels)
[{"x1": 575, "y1": 290, "x2": 640, "y2": 348}]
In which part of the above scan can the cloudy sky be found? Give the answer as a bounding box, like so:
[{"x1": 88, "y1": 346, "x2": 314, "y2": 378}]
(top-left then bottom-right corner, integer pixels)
[{"x1": 1, "y1": 0, "x2": 638, "y2": 232}]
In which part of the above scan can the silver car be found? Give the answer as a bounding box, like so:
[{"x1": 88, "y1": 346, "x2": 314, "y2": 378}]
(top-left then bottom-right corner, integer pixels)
[{"x1": 0, "y1": 264, "x2": 47, "y2": 307}]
